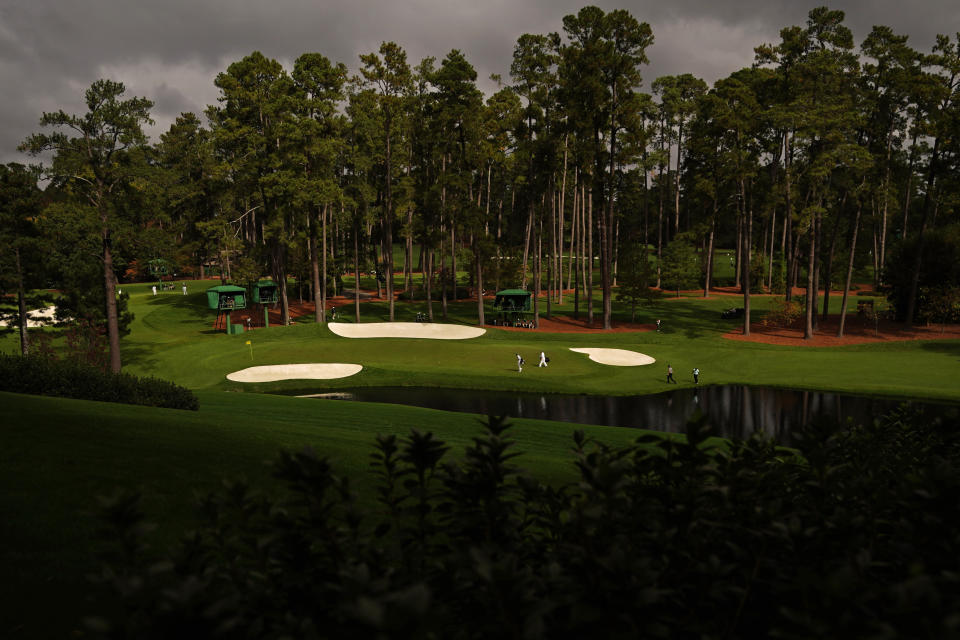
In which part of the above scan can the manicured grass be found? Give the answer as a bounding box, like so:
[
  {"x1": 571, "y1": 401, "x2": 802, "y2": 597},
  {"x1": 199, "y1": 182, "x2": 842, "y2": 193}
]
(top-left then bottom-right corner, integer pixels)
[
  {"x1": 0, "y1": 388, "x2": 645, "y2": 638},
  {"x1": 85, "y1": 280, "x2": 956, "y2": 402}
]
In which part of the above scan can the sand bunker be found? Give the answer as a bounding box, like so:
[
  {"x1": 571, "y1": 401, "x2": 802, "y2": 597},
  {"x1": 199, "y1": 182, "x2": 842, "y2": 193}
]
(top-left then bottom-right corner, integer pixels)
[
  {"x1": 328, "y1": 322, "x2": 485, "y2": 340},
  {"x1": 569, "y1": 348, "x2": 656, "y2": 366},
  {"x1": 227, "y1": 363, "x2": 362, "y2": 383},
  {"x1": 0, "y1": 305, "x2": 59, "y2": 328}
]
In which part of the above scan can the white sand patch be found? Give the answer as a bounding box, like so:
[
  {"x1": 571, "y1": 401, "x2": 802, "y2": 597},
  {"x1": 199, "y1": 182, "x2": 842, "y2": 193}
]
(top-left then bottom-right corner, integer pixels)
[
  {"x1": 0, "y1": 305, "x2": 61, "y2": 328},
  {"x1": 570, "y1": 348, "x2": 656, "y2": 366},
  {"x1": 328, "y1": 322, "x2": 485, "y2": 340},
  {"x1": 227, "y1": 363, "x2": 362, "y2": 383}
]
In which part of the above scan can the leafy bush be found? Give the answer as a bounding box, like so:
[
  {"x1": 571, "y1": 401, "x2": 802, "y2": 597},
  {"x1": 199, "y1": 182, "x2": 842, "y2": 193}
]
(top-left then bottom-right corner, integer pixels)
[
  {"x1": 761, "y1": 296, "x2": 802, "y2": 328},
  {"x1": 86, "y1": 408, "x2": 960, "y2": 638},
  {"x1": 883, "y1": 224, "x2": 960, "y2": 322},
  {"x1": 0, "y1": 355, "x2": 198, "y2": 410}
]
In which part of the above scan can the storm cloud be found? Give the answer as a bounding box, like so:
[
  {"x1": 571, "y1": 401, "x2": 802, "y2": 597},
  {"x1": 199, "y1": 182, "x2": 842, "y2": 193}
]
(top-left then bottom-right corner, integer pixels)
[{"x1": 1, "y1": 0, "x2": 956, "y2": 165}]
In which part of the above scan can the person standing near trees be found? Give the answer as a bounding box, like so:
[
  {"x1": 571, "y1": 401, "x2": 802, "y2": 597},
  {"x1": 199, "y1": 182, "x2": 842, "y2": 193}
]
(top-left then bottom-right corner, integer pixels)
[{"x1": 667, "y1": 364, "x2": 676, "y2": 384}]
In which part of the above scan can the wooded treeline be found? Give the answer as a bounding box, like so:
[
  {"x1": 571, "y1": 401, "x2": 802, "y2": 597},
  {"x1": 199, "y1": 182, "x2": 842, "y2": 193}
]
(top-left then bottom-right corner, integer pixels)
[{"x1": 3, "y1": 5, "x2": 960, "y2": 372}]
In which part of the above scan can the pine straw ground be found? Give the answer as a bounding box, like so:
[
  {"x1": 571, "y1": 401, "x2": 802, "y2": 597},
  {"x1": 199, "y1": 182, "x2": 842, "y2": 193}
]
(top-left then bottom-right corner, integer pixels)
[{"x1": 227, "y1": 286, "x2": 960, "y2": 346}]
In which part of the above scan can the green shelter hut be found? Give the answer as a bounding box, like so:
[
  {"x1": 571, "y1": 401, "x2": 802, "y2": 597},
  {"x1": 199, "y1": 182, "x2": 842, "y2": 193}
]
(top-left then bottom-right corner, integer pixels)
[
  {"x1": 252, "y1": 280, "x2": 278, "y2": 304},
  {"x1": 206, "y1": 285, "x2": 248, "y2": 333},
  {"x1": 206, "y1": 285, "x2": 247, "y2": 311},
  {"x1": 493, "y1": 289, "x2": 532, "y2": 326}
]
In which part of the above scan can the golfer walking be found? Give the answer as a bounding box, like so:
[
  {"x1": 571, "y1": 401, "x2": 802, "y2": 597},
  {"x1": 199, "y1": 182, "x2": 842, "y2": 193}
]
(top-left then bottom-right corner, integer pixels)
[
  {"x1": 666, "y1": 364, "x2": 676, "y2": 384},
  {"x1": 693, "y1": 367, "x2": 700, "y2": 384},
  {"x1": 516, "y1": 353, "x2": 525, "y2": 373},
  {"x1": 539, "y1": 351, "x2": 548, "y2": 367}
]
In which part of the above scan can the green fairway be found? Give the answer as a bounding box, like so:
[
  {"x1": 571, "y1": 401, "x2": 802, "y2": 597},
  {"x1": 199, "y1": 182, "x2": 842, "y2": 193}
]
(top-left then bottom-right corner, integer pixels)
[{"x1": 78, "y1": 278, "x2": 960, "y2": 402}]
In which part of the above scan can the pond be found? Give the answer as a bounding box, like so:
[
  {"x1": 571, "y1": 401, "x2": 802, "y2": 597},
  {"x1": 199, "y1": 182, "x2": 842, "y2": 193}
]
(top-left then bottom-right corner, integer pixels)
[{"x1": 298, "y1": 385, "x2": 958, "y2": 445}]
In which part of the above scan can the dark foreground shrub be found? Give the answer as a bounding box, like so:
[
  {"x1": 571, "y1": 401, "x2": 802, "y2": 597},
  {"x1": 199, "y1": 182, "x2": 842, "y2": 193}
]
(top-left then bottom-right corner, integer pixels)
[
  {"x1": 87, "y1": 409, "x2": 960, "y2": 638},
  {"x1": 0, "y1": 355, "x2": 198, "y2": 410}
]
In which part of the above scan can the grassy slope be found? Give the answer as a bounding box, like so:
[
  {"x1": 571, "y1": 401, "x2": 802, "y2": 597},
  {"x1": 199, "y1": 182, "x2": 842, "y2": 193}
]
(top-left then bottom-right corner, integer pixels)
[{"x1": 0, "y1": 389, "x2": 641, "y2": 637}]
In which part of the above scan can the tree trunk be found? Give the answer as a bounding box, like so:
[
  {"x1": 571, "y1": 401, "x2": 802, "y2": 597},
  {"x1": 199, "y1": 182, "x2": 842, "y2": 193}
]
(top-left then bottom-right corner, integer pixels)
[
  {"x1": 384, "y1": 115, "x2": 395, "y2": 321},
  {"x1": 656, "y1": 139, "x2": 664, "y2": 288},
  {"x1": 320, "y1": 205, "x2": 328, "y2": 321},
  {"x1": 904, "y1": 137, "x2": 940, "y2": 327},
  {"x1": 274, "y1": 243, "x2": 291, "y2": 327},
  {"x1": 310, "y1": 212, "x2": 322, "y2": 324},
  {"x1": 558, "y1": 137, "x2": 568, "y2": 304},
  {"x1": 14, "y1": 246, "x2": 30, "y2": 356},
  {"x1": 440, "y1": 229, "x2": 448, "y2": 321},
  {"x1": 354, "y1": 217, "x2": 361, "y2": 323},
  {"x1": 102, "y1": 221, "x2": 122, "y2": 373},
  {"x1": 704, "y1": 199, "x2": 716, "y2": 298},
  {"x1": 426, "y1": 249, "x2": 434, "y2": 322},
  {"x1": 735, "y1": 210, "x2": 742, "y2": 290},
  {"x1": 837, "y1": 200, "x2": 861, "y2": 338},
  {"x1": 405, "y1": 205, "x2": 414, "y2": 294},
  {"x1": 547, "y1": 190, "x2": 554, "y2": 318},
  {"x1": 878, "y1": 133, "x2": 892, "y2": 285},
  {"x1": 902, "y1": 128, "x2": 920, "y2": 237},
  {"x1": 534, "y1": 216, "x2": 541, "y2": 328},
  {"x1": 475, "y1": 234, "x2": 484, "y2": 327},
  {"x1": 674, "y1": 122, "x2": 683, "y2": 234},
  {"x1": 567, "y1": 167, "x2": 578, "y2": 293},
  {"x1": 741, "y1": 179, "x2": 751, "y2": 336},
  {"x1": 450, "y1": 220, "x2": 457, "y2": 303},
  {"x1": 587, "y1": 188, "x2": 594, "y2": 326},
  {"x1": 767, "y1": 206, "x2": 777, "y2": 291},
  {"x1": 811, "y1": 209, "x2": 822, "y2": 332},
  {"x1": 783, "y1": 131, "x2": 795, "y2": 301},
  {"x1": 521, "y1": 206, "x2": 533, "y2": 289},
  {"x1": 821, "y1": 202, "x2": 842, "y2": 321},
  {"x1": 804, "y1": 202, "x2": 818, "y2": 340}
]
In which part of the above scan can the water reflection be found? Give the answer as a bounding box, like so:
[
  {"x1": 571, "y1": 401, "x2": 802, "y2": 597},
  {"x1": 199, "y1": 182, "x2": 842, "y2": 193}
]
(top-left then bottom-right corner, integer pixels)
[{"x1": 298, "y1": 386, "x2": 956, "y2": 445}]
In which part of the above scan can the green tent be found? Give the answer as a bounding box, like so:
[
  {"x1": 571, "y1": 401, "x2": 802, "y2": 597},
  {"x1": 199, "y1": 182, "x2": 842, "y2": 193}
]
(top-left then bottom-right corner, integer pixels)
[
  {"x1": 205, "y1": 285, "x2": 247, "y2": 311},
  {"x1": 252, "y1": 280, "x2": 278, "y2": 304},
  {"x1": 493, "y1": 289, "x2": 532, "y2": 312},
  {"x1": 493, "y1": 290, "x2": 533, "y2": 325}
]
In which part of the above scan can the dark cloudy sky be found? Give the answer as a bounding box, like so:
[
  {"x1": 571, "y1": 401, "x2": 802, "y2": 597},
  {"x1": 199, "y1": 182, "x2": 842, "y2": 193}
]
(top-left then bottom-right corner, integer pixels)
[{"x1": 1, "y1": 0, "x2": 956, "y2": 165}]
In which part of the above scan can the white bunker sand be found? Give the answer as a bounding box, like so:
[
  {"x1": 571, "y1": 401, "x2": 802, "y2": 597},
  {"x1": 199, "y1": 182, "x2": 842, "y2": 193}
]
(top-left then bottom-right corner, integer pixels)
[
  {"x1": 329, "y1": 322, "x2": 485, "y2": 340},
  {"x1": 0, "y1": 305, "x2": 59, "y2": 328},
  {"x1": 570, "y1": 348, "x2": 656, "y2": 366},
  {"x1": 227, "y1": 363, "x2": 362, "y2": 383}
]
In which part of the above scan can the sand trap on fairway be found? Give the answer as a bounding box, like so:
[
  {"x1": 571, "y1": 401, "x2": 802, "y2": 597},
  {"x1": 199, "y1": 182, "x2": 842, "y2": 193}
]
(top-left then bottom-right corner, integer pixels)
[
  {"x1": 328, "y1": 322, "x2": 485, "y2": 340},
  {"x1": 0, "y1": 305, "x2": 60, "y2": 328},
  {"x1": 227, "y1": 363, "x2": 362, "y2": 383},
  {"x1": 569, "y1": 348, "x2": 656, "y2": 366}
]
